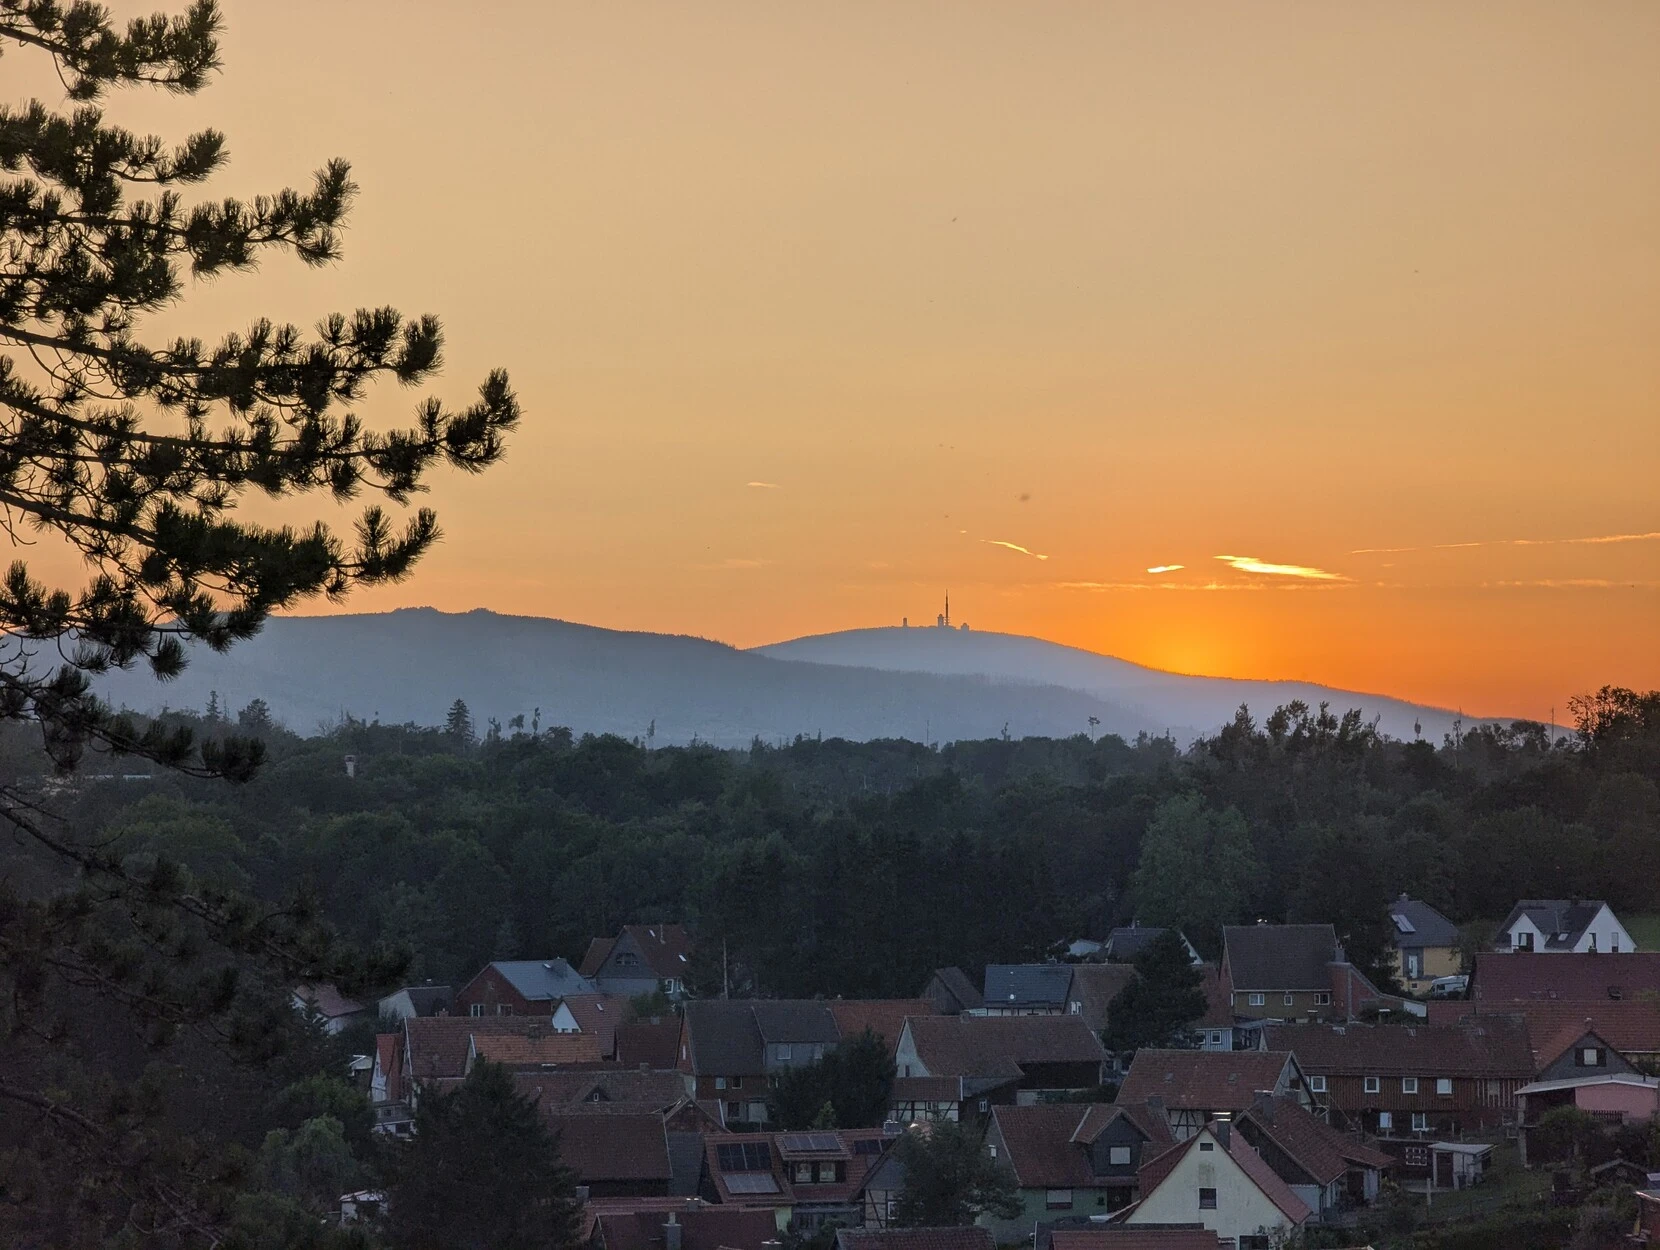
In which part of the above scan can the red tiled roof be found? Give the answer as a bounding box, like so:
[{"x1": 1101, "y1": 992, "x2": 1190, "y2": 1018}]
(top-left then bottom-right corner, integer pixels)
[
  {"x1": 549, "y1": 1112, "x2": 673, "y2": 1182},
  {"x1": 563, "y1": 994, "x2": 630, "y2": 1056},
  {"x1": 406, "y1": 1016, "x2": 566, "y2": 1083},
  {"x1": 1261, "y1": 1017, "x2": 1534, "y2": 1078},
  {"x1": 1066, "y1": 964, "x2": 1137, "y2": 1032},
  {"x1": 1196, "y1": 964, "x2": 1233, "y2": 1029},
  {"x1": 294, "y1": 983, "x2": 366, "y2": 1020},
  {"x1": 581, "y1": 938, "x2": 617, "y2": 978},
  {"x1": 829, "y1": 1000, "x2": 938, "y2": 1055},
  {"x1": 1441, "y1": 1001, "x2": 1660, "y2": 1064},
  {"x1": 1237, "y1": 1094, "x2": 1390, "y2": 1187},
  {"x1": 893, "y1": 1076, "x2": 961, "y2": 1102},
  {"x1": 1117, "y1": 1049, "x2": 1294, "y2": 1111},
  {"x1": 837, "y1": 1229, "x2": 997, "y2": 1250},
  {"x1": 990, "y1": 1105, "x2": 1099, "y2": 1188},
  {"x1": 1049, "y1": 1230, "x2": 1222, "y2": 1250},
  {"x1": 1072, "y1": 1102, "x2": 1174, "y2": 1152},
  {"x1": 1224, "y1": 1132, "x2": 1312, "y2": 1225},
  {"x1": 1472, "y1": 953, "x2": 1660, "y2": 1004},
  {"x1": 618, "y1": 1016, "x2": 683, "y2": 1069},
  {"x1": 471, "y1": 1031, "x2": 605, "y2": 1067},
  {"x1": 599, "y1": 1206, "x2": 779, "y2": 1250},
  {"x1": 904, "y1": 1014, "x2": 1106, "y2": 1079},
  {"x1": 515, "y1": 1068, "x2": 689, "y2": 1111}
]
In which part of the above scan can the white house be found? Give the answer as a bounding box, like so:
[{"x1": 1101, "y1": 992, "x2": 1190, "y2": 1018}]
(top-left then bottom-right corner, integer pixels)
[
  {"x1": 1497, "y1": 900, "x2": 1634, "y2": 954},
  {"x1": 1125, "y1": 1122, "x2": 1311, "y2": 1250}
]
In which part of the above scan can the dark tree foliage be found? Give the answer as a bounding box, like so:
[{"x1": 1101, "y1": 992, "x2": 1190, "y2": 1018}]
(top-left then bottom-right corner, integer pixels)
[
  {"x1": 1101, "y1": 929, "x2": 1207, "y2": 1054},
  {"x1": 0, "y1": 3, "x2": 516, "y2": 1244},
  {"x1": 385, "y1": 1061, "x2": 582, "y2": 1250},
  {"x1": 890, "y1": 1119, "x2": 1021, "y2": 1228},
  {"x1": 767, "y1": 1029, "x2": 897, "y2": 1130}
]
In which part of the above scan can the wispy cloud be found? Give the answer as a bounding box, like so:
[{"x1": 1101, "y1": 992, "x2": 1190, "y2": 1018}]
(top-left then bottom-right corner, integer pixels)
[
  {"x1": 982, "y1": 539, "x2": 1049, "y2": 561},
  {"x1": 1352, "y1": 531, "x2": 1660, "y2": 555},
  {"x1": 1146, "y1": 564, "x2": 1185, "y2": 574},
  {"x1": 746, "y1": 481, "x2": 782, "y2": 490},
  {"x1": 1214, "y1": 554, "x2": 1347, "y2": 581},
  {"x1": 1482, "y1": 578, "x2": 1660, "y2": 590}
]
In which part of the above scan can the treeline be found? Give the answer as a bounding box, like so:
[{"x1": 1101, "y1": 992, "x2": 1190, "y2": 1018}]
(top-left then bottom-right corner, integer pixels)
[{"x1": 29, "y1": 686, "x2": 1660, "y2": 996}]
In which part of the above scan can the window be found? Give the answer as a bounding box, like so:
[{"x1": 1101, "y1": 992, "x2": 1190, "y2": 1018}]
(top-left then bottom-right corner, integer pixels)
[
  {"x1": 1109, "y1": 1146, "x2": 1132, "y2": 1167},
  {"x1": 1069, "y1": 1001, "x2": 1081, "y2": 1014},
  {"x1": 1578, "y1": 1047, "x2": 1606, "y2": 1067},
  {"x1": 1045, "y1": 1190, "x2": 1073, "y2": 1211},
  {"x1": 1437, "y1": 1078, "x2": 1453, "y2": 1095},
  {"x1": 469, "y1": 1003, "x2": 485, "y2": 1017},
  {"x1": 1406, "y1": 952, "x2": 1422, "y2": 979},
  {"x1": 1402, "y1": 1077, "x2": 1419, "y2": 1094},
  {"x1": 725, "y1": 1100, "x2": 741, "y2": 1121},
  {"x1": 1517, "y1": 931, "x2": 1534, "y2": 951},
  {"x1": 1210, "y1": 1032, "x2": 1223, "y2": 1045},
  {"x1": 777, "y1": 1044, "x2": 792, "y2": 1062},
  {"x1": 1198, "y1": 1141, "x2": 1214, "y2": 1152},
  {"x1": 1308, "y1": 1075, "x2": 1327, "y2": 1093},
  {"x1": 1248, "y1": 993, "x2": 1265, "y2": 1007},
  {"x1": 1612, "y1": 935, "x2": 1621, "y2": 953},
  {"x1": 1364, "y1": 1077, "x2": 1381, "y2": 1094},
  {"x1": 1198, "y1": 1188, "x2": 1217, "y2": 1210},
  {"x1": 1411, "y1": 1113, "x2": 1428, "y2": 1133},
  {"x1": 1283, "y1": 993, "x2": 1295, "y2": 1006},
  {"x1": 747, "y1": 1100, "x2": 767, "y2": 1123},
  {"x1": 1377, "y1": 1112, "x2": 1393, "y2": 1131},
  {"x1": 795, "y1": 1162, "x2": 814, "y2": 1184},
  {"x1": 1313, "y1": 992, "x2": 1332, "y2": 1006},
  {"x1": 716, "y1": 1077, "x2": 728, "y2": 1090},
  {"x1": 731, "y1": 1077, "x2": 743, "y2": 1089},
  {"x1": 1588, "y1": 933, "x2": 1598, "y2": 953},
  {"x1": 817, "y1": 1162, "x2": 840, "y2": 1184},
  {"x1": 987, "y1": 1144, "x2": 997, "y2": 1158}
]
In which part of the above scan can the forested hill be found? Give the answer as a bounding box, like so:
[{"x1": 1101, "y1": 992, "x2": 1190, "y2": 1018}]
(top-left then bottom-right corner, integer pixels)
[
  {"x1": 88, "y1": 607, "x2": 1472, "y2": 746},
  {"x1": 757, "y1": 626, "x2": 1467, "y2": 743}
]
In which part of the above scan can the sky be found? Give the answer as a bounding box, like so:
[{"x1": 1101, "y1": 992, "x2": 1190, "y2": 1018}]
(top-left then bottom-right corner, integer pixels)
[{"x1": 9, "y1": 2, "x2": 1659, "y2": 718}]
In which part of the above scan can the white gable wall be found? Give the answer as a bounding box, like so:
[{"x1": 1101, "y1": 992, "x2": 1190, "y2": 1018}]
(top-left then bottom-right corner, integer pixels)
[
  {"x1": 1129, "y1": 1128, "x2": 1296, "y2": 1245},
  {"x1": 1573, "y1": 906, "x2": 1635, "y2": 953},
  {"x1": 894, "y1": 1023, "x2": 929, "y2": 1079}
]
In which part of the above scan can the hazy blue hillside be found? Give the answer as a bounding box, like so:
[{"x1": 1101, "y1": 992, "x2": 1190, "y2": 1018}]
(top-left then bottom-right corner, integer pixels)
[
  {"x1": 754, "y1": 625, "x2": 1471, "y2": 742},
  {"x1": 88, "y1": 608, "x2": 1155, "y2": 746},
  {"x1": 87, "y1": 609, "x2": 1476, "y2": 746}
]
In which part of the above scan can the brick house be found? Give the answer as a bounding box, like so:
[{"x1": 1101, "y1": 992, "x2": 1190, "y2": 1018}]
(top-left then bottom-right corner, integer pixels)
[
  {"x1": 678, "y1": 1000, "x2": 841, "y2": 1127},
  {"x1": 1222, "y1": 925, "x2": 1411, "y2": 1024},
  {"x1": 454, "y1": 958, "x2": 594, "y2": 1017}
]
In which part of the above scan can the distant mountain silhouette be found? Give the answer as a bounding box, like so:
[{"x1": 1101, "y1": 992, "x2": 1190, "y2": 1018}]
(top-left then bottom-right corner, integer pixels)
[
  {"x1": 756, "y1": 625, "x2": 1469, "y2": 743},
  {"x1": 86, "y1": 608, "x2": 1473, "y2": 746}
]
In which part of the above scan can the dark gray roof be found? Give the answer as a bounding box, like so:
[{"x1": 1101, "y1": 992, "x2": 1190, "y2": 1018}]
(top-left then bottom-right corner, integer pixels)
[
  {"x1": 1103, "y1": 927, "x2": 1170, "y2": 961},
  {"x1": 402, "y1": 985, "x2": 454, "y2": 1015},
  {"x1": 489, "y1": 959, "x2": 596, "y2": 1001},
  {"x1": 1387, "y1": 896, "x2": 1460, "y2": 948},
  {"x1": 752, "y1": 1001, "x2": 839, "y2": 1044},
  {"x1": 929, "y1": 967, "x2": 984, "y2": 1012},
  {"x1": 684, "y1": 999, "x2": 840, "y2": 1074},
  {"x1": 667, "y1": 1131, "x2": 707, "y2": 1196},
  {"x1": 1499, "y1": 900, "x2": 1609, "y2": 951},
  {"x1": 1223, "y1": 925, "x2": 1338, "y2": 993},
  {"x1": 983, "y1": 964, "x2": 1074, "y2": 1009}
]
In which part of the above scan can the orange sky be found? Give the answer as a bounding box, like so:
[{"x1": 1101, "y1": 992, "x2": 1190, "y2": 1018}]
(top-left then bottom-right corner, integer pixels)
[{"x1": 10, "y1": 2, "x2": 1659, "y2": 718}]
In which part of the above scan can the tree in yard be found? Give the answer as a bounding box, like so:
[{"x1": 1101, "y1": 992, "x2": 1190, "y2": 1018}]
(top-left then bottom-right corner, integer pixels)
[
  {"x1": 891, "y1": 1119, "x2": 1021, "y2": 1228},
  {"x1": 1101, "y1": 929, "x2": 1208, "y2": 1055},
  {"x1": 1129, "y1": 793, "x2": 1259, "y2": 944},
  {"x1": 767, "y1": 1028, "x2": 897, "y2": 1130},
  {"x1": 0, "y1": 2, "x2": 518, "y2": 1243},
  {"x1": 386, "y1": 1061, "x2": 582, "y2": 1250}
]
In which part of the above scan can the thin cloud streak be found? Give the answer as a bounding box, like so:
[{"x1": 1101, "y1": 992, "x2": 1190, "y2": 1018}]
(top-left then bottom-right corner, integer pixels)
[
  {"x1": 982, "y1": 539, "x2": 1049, "y2": 561},
  {"x1": 1146, "y1": 564, "x2": 1185, "y2": 574},
  {"x1": 745, "y1": 481, "x2": 782, "y2": 490},
  {"x1": 1352, "y1": 531, "x2": 1660, "y2": 554},
  {"x1": 692, "y1": 557, "x2": 771, "y2": 571},
  {"x1": 1056, "y1": 580, "x2": 1347, "y2": 593},
  {"x1": 1214, "y1": 554, "x2": 1347, "y2": 581}
]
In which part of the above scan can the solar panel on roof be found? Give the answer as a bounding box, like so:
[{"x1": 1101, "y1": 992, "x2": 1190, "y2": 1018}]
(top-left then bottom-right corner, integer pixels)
[
  {"x1": 779, "y1": 1134, "x2": 816, "y2": 1154},
  {"x1": 852, "y1": 1139, "x2": 884, "y2": 1155},
  {"x1": 1392, "y1": 914, "x2": 1416, "y2": 934},
  {"x1": 724, "y1": 1173, "x2": 780, "y2": 1195},
  {"x1": 716, "y1": 1142, "x2": 770, "y2": 1171}
]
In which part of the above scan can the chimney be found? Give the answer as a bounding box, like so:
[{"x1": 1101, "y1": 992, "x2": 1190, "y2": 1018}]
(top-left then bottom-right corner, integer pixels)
[
  {"x1": 1214, "y1": 1121, "x2": 1230, "y2": 1148},
  {"x1": 663, "y1": 1212, "x2": 682, "y2": 1250}
]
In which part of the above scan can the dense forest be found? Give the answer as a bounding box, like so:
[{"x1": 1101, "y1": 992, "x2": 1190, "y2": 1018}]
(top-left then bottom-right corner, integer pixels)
[{"x1": 14, "y1": 686, "x2": 1658, "y2": 999}]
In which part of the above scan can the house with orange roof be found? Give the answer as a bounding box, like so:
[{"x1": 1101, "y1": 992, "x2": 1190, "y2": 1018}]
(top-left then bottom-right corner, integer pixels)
[{"x1": 1123, "y1": 1121, "x2": 1311, "y2": 1249}]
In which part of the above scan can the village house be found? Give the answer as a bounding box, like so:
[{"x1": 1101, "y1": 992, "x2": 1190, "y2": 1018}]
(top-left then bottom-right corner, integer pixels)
[
  {"x1": 464, "y1": 1028, "x2": 603, "y2": 1072},
  {"x1": 1261, "y1": 1016, "x2": 1534, "y2": 1138},
  {"x1": 1385, "y1": 895, "x2": 1462, "y2": 994},
  {"x1": 1064, "y1": 964, "x2": 1137, "y2": 1036},
  {"x1": 591, "y1": 1203, "x2": 780, "y2": 1250},
  {"x1": 548, "y1": 1112, "x2": 675, "y2": 1197},
  {"x1": 1122, "y1": 1121, "x2": 1311, "y2": 1249},
  {"x1": 1232, "y1": 1092, "x2": 1393, "y2": 1217},
  {"x1": 980, "y1": 965, "x2": 1075, "y2": 1015},
  {"x1": 292, "y1": 983, "x2": 369, "y2": 1034},
  {"x1": 828, "y1": 999, "x2": 939, "y2": 1057},
  {"x1": 618, "y1": 1015, "x2": 684, "y2": 1068},
  {"x1": 922, "y1": 968, "x2": 985, "y2": 1016},
  {"x1": 699, "y1": 1130, "x2": 891, "y2": 1234},
  {"x1": 894, "y1": 1014, "x2": 1108, "y2": 1114},
  {"x1": 580, "y1": 924, "x2": 696, "y2": 999},
  {"x1": 1221, "y1": 925, "x2": 1414, "y2": 1024},
  {"x1": 551, "y1": 993, "x2": 630, "y2": 1058},
  {"x1": 678, "y1": 999, "x2": 840, "y2": 1127},
  {"x1": 980, "y1": 1102, "x2": 1175, "y2": 1238},
  {"x1": 1493, "y1": 899, "x2": 1635, "y2": 954},
  {"x1": 1115, "y1": 1050, "x2": 1311, "y2": 1140},
  {"x1": 1194, "y1": 966, "x2": 1236, "y2": 1053},
  {"x1": 838, "y1": 1227, "x2": 995, "y2": 1250},
  {"x1": 454, "y1": 958, "x2": 594, "y2": 1017},
  {"x1": 1040, "y1": 1230, "x2": 1222, "y2": 1250},
  {"x1": 1514, "y1": 1073, "x2": 1660, "y2": 1166},
  {"x1": 377, "y1": 983, "x2": 453, "y2": 1020},
  {"x1": 401, "y1": 1015, "x2": 596, "y2": 1101},
  {"x1": 369, "y1": 1033, "x2": 411, "y2": 1136},
  {"x1": 1101, "y1": 926, "x2": 1203, "y2": 965},
  {"x1": 1469, "y1": 950, "x2": 1660, "y2": 1003}
]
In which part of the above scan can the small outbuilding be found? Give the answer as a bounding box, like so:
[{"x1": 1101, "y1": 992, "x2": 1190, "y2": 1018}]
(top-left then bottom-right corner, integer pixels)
[{"x1": 1429, "y1": 1142, "x2": 1491, "y2": 1191}]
